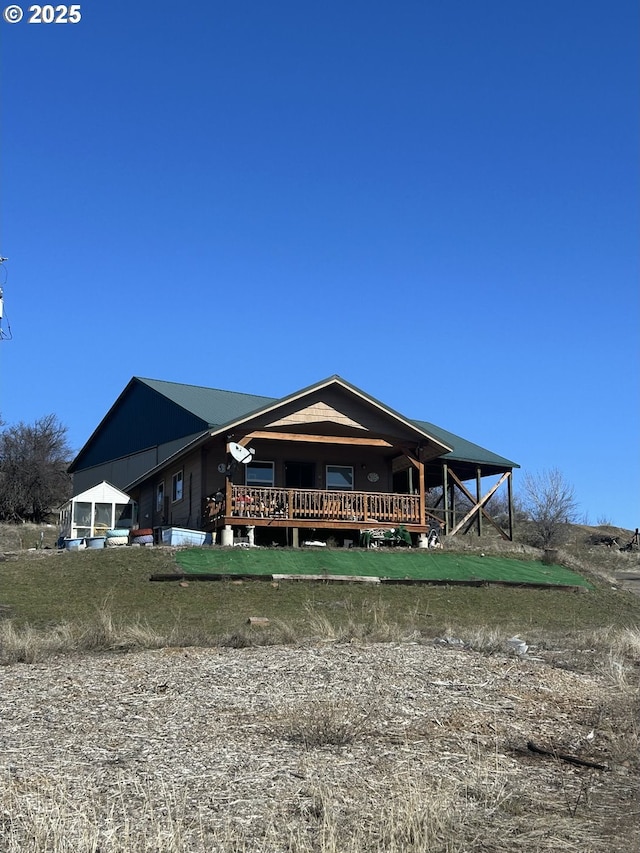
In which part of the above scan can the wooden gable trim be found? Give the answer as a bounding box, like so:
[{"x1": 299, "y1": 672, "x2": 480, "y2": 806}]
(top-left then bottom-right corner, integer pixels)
[
  {"x1": 238, "y1": 430, "x2": 394, "y2": 448},
  {"x1": 264, "y1": 400, "x2": 367, "y2": 431},
  {"x1": 214, "y1": 376, "x2": 453, "y2": 457}
]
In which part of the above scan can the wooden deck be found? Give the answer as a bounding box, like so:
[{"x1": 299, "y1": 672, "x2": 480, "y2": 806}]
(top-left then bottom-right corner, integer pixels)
[{"x1": 202, "y1": 486, "x2": 439, "y2": 532}]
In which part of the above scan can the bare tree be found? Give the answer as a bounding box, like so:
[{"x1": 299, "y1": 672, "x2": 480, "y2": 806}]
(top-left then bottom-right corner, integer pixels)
[
  {"x1": 0, "y1": 414, "x2": 72, "y2": 523},
  {"x1": 520, "y1": 467, "x2": 579, "y2": 547}
]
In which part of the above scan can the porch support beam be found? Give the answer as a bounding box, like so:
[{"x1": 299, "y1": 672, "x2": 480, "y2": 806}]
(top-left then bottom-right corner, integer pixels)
[
  {"x1": 447, "y1": 471, "x2": 511, "y2": 539},
  {"x1": 442, "y1": 464, "x2": 449, "y2": 535},
  {"x1": 507, "y1": 471, "x2": 514, "y2": 540},
  {"x1": 396, "y1": 452, "x2": 427, "y2": 526}
]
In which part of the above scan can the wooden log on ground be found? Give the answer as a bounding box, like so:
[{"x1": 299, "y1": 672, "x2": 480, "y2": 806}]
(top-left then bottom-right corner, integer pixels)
[
  {"x1": 271, "y1": 573, "x2": 380, "y2": 584},
  {"x1": 149, "y1": 573, "x2": 270, "y2": 582},
  {"x1": 526, "y1": 741, "x2": 609, "y2": 771}
]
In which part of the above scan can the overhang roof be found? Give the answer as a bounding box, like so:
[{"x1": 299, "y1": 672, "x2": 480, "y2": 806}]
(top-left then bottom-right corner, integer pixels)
[
  {"x1": 120, "y1": 375, "x2": 517, "y2": 492},
  {"x1": 206, "y1": 374, "x2": 454, "y2": 451},
  {"x1": 412, "y1": 419, "x2": 519, "y2": 470}
]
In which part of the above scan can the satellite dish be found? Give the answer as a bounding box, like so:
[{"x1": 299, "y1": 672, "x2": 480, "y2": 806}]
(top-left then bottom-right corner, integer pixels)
[{"x1": 227, "y1": 442, "x2": 255, "y2": 464}]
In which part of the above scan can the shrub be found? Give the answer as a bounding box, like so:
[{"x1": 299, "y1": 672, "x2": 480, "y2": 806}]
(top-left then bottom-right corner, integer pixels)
[
  {"x1": 520, "y1": 468, "x2": 579, "y2": 547},
  {"x1": 273, "y1": 699, "x2": 375, "y2": 748}
]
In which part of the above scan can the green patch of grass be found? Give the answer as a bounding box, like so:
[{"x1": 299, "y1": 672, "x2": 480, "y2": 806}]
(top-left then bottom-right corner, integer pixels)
[
  {"x1": 175, "y1": 547, "x2": 592, "y2": 588},
  {"x1": 1, "y1": 547, "x2": 638, "y2": 647}
]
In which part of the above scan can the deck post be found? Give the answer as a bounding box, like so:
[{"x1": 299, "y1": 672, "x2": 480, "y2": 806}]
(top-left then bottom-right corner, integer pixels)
[
  {"x1": 442, "y1": 463, "x2": 449, "y2": 534},
  {"x1": 507, "y1": 471, "x2": 514, "y2": 541},
  {"x1": 418, "y1": 459, "x2": 426, "y2": 525},
  {"x1": 476, "y1": 467, "x2": 482, "y2": 537},
  {"x1": 225, "y1": 477, "x2": 232, "y2": 516}
]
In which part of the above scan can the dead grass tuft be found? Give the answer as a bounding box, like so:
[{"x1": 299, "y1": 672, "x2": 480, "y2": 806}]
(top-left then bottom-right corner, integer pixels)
[
  {"x1": 0, "y1": 775, "x2": 207, "y2": 852},
  {"x1": 270, "y1": 698, "x2": 376, "y2": 748},
  {"x1": 0, "y1": 620, "x2": 77, "y2": 664},
  {"x1": 305, "y1": 600, "x2": 421, "y2": 644}
]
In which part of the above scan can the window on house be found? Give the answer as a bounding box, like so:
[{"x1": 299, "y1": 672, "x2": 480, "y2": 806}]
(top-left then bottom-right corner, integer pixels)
[
  {"x1": 172, "y1": 471, "x2": 183, "y2": 502},
  {"x1": 115, "y1": 502, "x2": 135, "y2": 528},
  {"x1": 156, "y1": 482, "x2": 164, "y2": 512},
  {"x1": 246, "y1": 461, "x2": 274, "y2": 487},
  {"x1": 326, "y1": 465, "x2": 354, "y2": 490}
]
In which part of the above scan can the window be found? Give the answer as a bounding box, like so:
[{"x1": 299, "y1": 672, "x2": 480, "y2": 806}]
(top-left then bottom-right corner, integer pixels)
[
  {"x1": 156, "y1": 482, "x2": 164, "y2": 512},
  {"x1": 115, "y1": 502, "x2": 135, "y2": 528},
  {"x1": 172, "y1": 470, "x2": 183, "y2": 502},
  {"x1": 326, "y1": 465, "x2": 354, "y2": 490},
  {"x1": 73, "y1": 501, "x2": 91, "y2": 527},
  {"x1": 246, "y1": 461, "x2": 274, "y2": 487},
  {"x1": 73, "y1": 501, "x2": 92, "y2": 538},
  {"x1": 94, "y1": 502, "x2": 112, "y2": 532}
]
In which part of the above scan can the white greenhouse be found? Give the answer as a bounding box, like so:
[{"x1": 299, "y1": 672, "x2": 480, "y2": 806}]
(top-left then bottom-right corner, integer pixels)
[{"x1": 59, "y1": 481, "x2": 137, "y2": 541}]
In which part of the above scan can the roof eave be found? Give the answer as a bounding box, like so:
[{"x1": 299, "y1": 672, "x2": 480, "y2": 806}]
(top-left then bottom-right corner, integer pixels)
[
  {"x1": 213, "y1": 374, "x2": 454, "y2": 457},
  {"x1": 125, "y1": 376, "x2": 456, "y2": 491}
]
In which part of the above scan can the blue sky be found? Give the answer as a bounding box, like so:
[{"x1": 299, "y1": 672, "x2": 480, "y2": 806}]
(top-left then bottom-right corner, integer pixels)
[{"x1": 0, "y1": 1, "x2": 638, "y2": 528}]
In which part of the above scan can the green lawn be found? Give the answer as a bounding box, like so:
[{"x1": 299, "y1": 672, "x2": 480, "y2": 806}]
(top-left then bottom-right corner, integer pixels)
[
  {"x1": 175, "y1": 547, "x2": 592, "y2": 588},
  {"x1": 2, "y1": 546, "x2": 638, "y2": 640}
]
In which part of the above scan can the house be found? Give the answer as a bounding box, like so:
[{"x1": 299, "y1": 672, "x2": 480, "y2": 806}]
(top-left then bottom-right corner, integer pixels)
[{"x1": 69, "y1": 375, "x2": 519, "y2": 546}]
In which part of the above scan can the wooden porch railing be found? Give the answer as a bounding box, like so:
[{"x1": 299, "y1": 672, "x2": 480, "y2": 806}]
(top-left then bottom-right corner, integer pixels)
[{"x1": 203, "y1": 486, "x2": 424, "y2": 526}]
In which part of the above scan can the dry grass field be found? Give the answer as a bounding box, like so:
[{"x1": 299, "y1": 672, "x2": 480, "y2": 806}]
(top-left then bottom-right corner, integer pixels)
[
  {"x1": 1, "y1": 633, "x2": 639, "y2": 852},
  {"x1": 0, "y1": 522, "x2": 638, "y2": 851}
]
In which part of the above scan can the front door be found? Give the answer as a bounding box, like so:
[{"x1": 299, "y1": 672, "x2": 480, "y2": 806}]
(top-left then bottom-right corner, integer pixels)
[
  {"x1": 285, "y1": 461, "x2": 315, "y2": 489},
  {"x1": 393, "y1": 468, "x2": 415, "y2": 494}
]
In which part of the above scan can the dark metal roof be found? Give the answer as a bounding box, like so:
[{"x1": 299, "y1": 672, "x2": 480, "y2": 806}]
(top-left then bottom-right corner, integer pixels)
[
  {"x1": 70, "y1": 378, "x2": 278, "y2": 473},
  {"x1": 412, "y1": 419, "x2": 519, "y2": 470},
  {"x1": 136, "y1": 378, "x2": 277, "y2": 428},
  {"x1": 134, "y1": 376, "x2": 518, "y2": 472},
  {"x1": 72, "y1": 375, "x2": 518, "y2": 478}
]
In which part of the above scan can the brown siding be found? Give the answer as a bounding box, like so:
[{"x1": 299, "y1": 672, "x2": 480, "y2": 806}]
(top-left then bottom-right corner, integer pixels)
[
  {"x1": 202, "y1": 438, "x2": 228, "y2": 500},
  {"x1": 238, "y1": 439, "x2": 395, "y2": 493},
  {"x1": 138, "y1": 484, "x2": 154, "y2": 530},
  {"x1": 162, "y1": 449, "x2": 204, "y2": 528}
]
